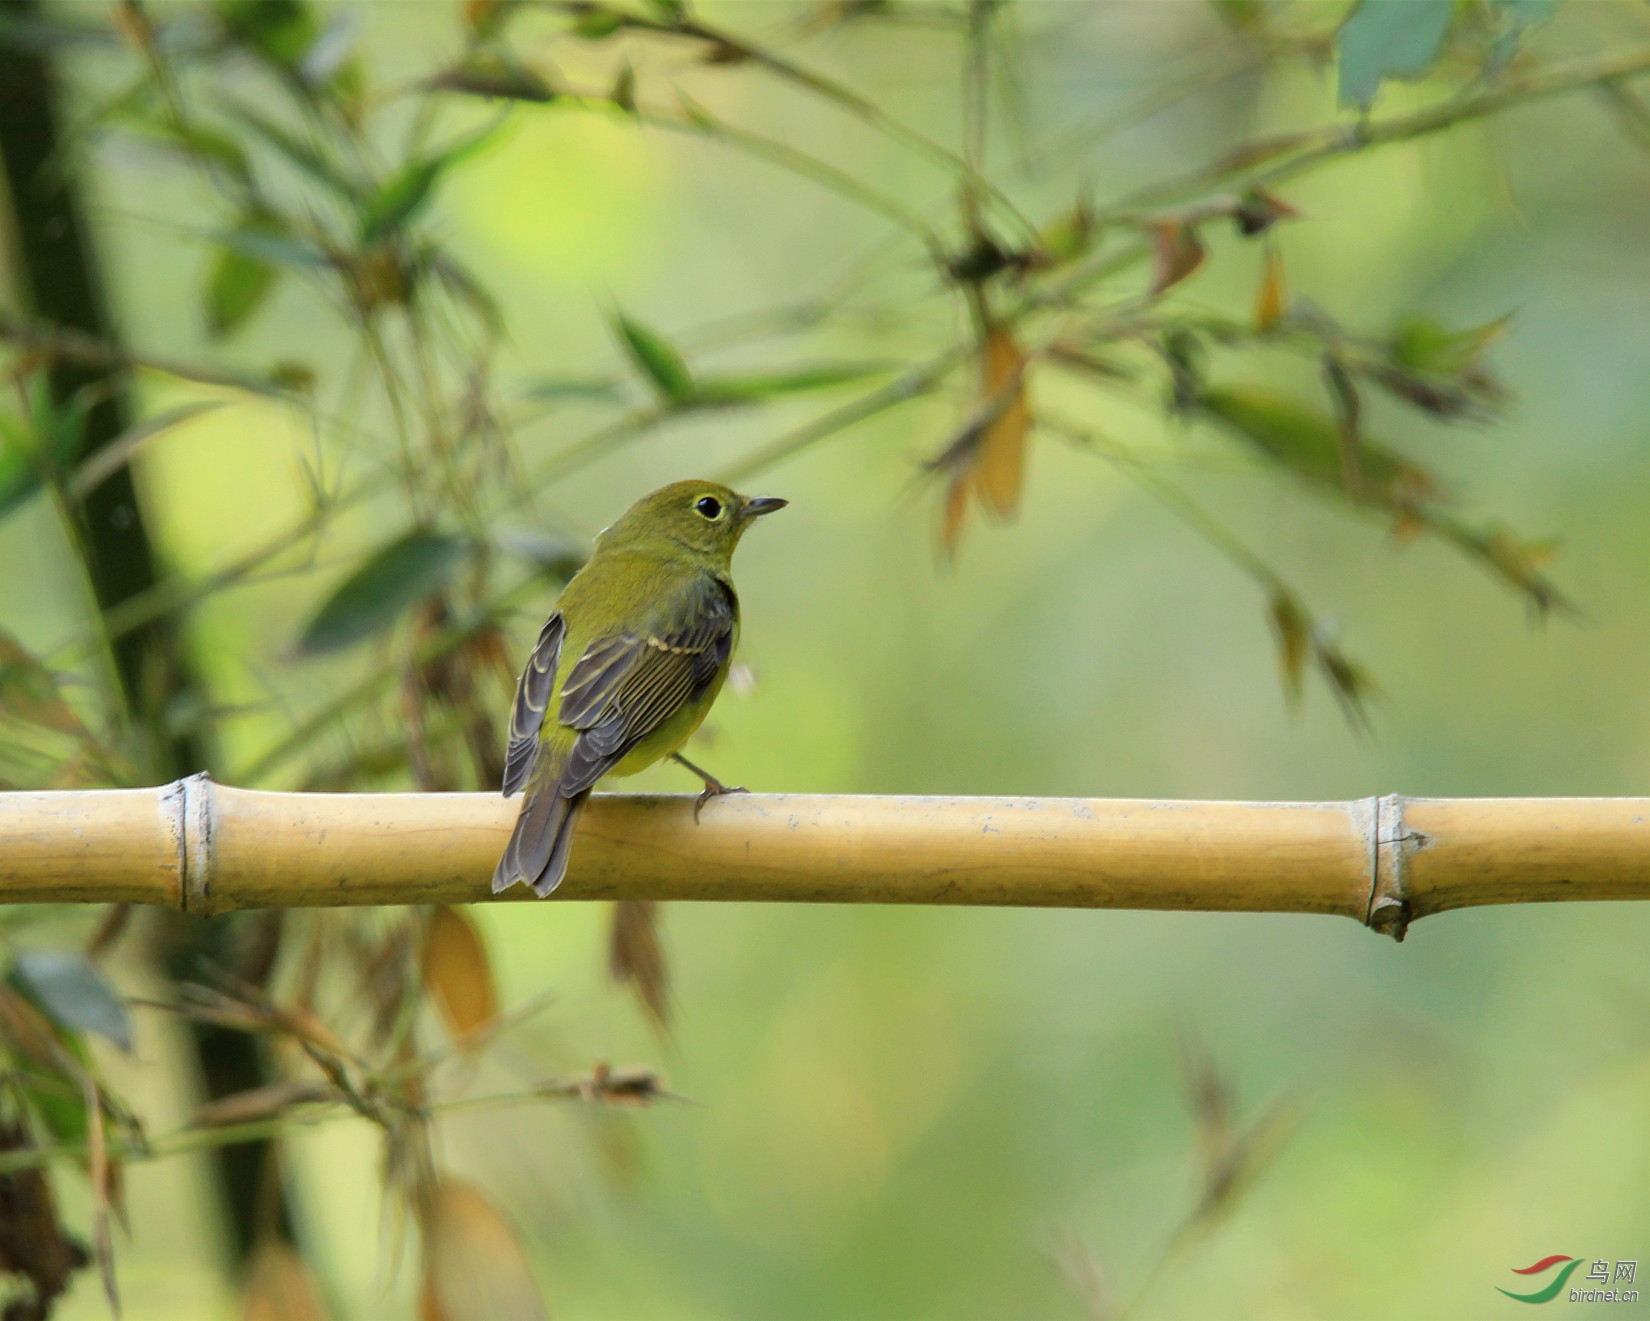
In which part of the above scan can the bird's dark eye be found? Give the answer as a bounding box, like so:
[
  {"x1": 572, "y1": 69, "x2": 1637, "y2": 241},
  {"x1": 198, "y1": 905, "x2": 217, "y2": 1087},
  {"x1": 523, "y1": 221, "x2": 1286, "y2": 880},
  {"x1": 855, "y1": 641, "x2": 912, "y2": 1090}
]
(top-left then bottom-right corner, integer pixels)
[{"x1": 695, "y1": 496, "x2": 723, "y2": 520}]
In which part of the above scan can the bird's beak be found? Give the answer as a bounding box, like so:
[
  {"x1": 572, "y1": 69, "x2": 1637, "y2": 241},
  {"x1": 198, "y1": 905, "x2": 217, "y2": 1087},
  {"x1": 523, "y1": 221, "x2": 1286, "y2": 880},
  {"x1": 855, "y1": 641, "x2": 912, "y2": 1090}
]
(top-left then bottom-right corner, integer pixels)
[{"x1": 741, "y1": 496, "x2": 788, "y2": 519}]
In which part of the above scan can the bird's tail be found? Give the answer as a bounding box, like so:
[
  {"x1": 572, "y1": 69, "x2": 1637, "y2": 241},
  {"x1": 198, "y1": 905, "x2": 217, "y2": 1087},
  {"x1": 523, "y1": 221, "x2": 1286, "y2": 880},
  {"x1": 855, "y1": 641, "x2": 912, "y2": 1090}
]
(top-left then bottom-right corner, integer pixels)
[{"x1": 492, "y1": 766, "x2": 590, "y2": 898}]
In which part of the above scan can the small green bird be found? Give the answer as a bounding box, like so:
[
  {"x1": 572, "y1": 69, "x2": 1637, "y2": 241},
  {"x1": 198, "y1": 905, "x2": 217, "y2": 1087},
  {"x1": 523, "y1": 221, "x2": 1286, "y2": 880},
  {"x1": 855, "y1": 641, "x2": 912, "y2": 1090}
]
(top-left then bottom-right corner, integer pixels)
[{"x1": 492, "y1": 479, "x2": 787, "y2": 897}]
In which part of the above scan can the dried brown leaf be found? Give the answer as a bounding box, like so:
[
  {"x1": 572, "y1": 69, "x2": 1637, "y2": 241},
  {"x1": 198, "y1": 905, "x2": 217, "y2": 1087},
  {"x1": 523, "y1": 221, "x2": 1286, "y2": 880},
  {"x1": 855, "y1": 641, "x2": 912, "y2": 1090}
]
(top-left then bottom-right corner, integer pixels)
[
  {"x1": 196, "y1": 1080, "x2": 335, "y2": 1128},
  {"x1": 268, "y1": 1002, "x2": 353, "y2": 1062},
  {"x1": 243, "y1": 1240, "x2": 332, "y2": 1321},
  {"x1": 424, "y1": 907, "x2": 497, "y2": 1048},
  {"x1": 419, "y1": 1177, "x2": 548, "y2": 1321},
  {"x1": 84, "y1": 1077, "x2": 117, "y2": 1315},
  {"x1": 1321, "y1": 354, "x2": 1364, "y2": 499},
  {"x1": 1233, "y1": 187, "x2": 1298, "y2": 237},
  {"x1": 1254, "y1": 244, "x2": 1285, "y2": 332},
  {"x1": 1267, "y1": 591, "x2": 1310, "y2": 707},
  {"x1": 85, "y1": 905, "x2": 132, "y2": 961},
  {"x1": 0, "y1": 1120, "x2": 89, "y2": 1313},
  {"x1": 0, "y1": 631, "x2": 87, "y2": 736},
  {"x1": 1314, "y1": 640, "x2": 1378, "y2": 734},
  {"x1": 975, "y1": 327, "x2": 1029, "y2": 518},
  {"x1": 0, "y1": 985, "x2": 69, "y2": 1069},
  {"x1": 538, "y1": 1062, "x2": 673, "y2": 1106},
  {"x1": 609, "y1": 900, "x2": 669, "y2": 1029},
  {"x1": 940, "y1": 468, "x2": 971, "y2": 556},
  {"x1": 1194, "y1": 1089, "x2": 1307, "y2": 1226},
  {"x1": 1149, "y1": 219, "x2": 1206, "y2": 295},
  {"x1": 1175, "y1": 1027, "x2": 1233, "y2": 1175}
]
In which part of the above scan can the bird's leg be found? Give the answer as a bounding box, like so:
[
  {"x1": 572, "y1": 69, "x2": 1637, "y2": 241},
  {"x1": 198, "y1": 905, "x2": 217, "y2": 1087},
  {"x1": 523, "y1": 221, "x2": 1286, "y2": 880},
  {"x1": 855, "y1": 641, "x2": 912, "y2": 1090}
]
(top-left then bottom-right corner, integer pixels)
[{"x1": 670, "y1": 752, "x2": 747, "y2": 822}]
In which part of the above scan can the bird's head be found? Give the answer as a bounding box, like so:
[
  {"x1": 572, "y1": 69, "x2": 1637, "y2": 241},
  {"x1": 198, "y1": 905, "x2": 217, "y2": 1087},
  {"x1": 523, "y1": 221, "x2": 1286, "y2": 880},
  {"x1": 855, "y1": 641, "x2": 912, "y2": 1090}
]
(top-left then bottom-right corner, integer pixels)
[{"x1": 600, "y1": 479, "x2": 788, "y2": 564}]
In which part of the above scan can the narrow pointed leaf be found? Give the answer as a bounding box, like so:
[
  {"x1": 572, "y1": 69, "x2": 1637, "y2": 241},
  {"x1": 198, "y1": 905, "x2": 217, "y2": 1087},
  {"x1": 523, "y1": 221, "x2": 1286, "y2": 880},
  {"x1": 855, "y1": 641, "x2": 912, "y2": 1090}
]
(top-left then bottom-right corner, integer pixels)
[
  {"x1": 112, "y1": 111, "x2": 253, "y2": 184},
  {"x1": 197, "y1": 1080, "x2": 334, "y2": 1127},
  {"x1": 609, "y1": 900, "x2": 668, "y2": 1028},
  {"x1": 1149, "y1": 219, "x2": 1205, "y2": 295},
  {"x1": 13, "y1": 950, "x2": 131, "y2": 1051},
  {"x1": 614, "y1": 313, "x2": 694, "y2": 402},
  {"x1": 1254, "y1": 245, "x2": 1285, "y2": 331},
  {"x1": 0, "y1": 416, "x2": 44, "y2": 520},
  {"x1": 1267, "y1": 590, "x2": 1310, "y2": 706},
  {"x1": 360, "y1": 123, "x2": 503, "y2": 243},
  {"x1": 1337, "y1": 0, "x2": 1454, "y2": 110},
  {"x1": 429, "y1": 53, "x2": 555, "y2": 102},
  {"x1": 420, "y1": 1178, "x2": 549, "y2": 1321},
  {"x1": 522, "y1": 377, "x2": 623, "y2": 402},
  {"x1": 208, "y1": 244, "x2": 279, "y2": 337},
  {"x1": 0, "y1": 632, "x2": 85, "y2": 737},
  {"x1": 218, "y1": 0, "x2": 321, "y2": 67},
  {"x1": 1199, "y1": 387, "x2": 1434, "y2": 506},
  {"x1": 424, "y1": 907, "x2": 497, "y2": 1048},
  {"x1": 243, "y1": 1240, "x2": 333, "y2": 1321},
  {"x1": 299, "y1": 531, "x2": 466, "y2": 655},
  {"x1": 694, "y1": 362, "x2": 893, "y2": 402},
  {"x1": 223, "y1": 101, "x2": 363, "y2": 202},
  {"x1": 974, "y1": 327, "x2": 1029, "y2": 517},
  {"x1": 428, "y1": 252, "x2": 505, "y2": 337},
  {"x1": 1390, "y1": 314, "x2": 1512, "y2": 376}
]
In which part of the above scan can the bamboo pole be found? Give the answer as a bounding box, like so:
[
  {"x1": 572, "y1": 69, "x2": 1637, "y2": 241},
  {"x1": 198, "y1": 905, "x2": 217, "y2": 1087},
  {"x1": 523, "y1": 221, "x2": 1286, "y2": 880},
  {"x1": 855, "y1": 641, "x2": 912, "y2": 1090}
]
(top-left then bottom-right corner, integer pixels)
[{"x1": 3, "y1": 777, "x2": 1650, "y2": 938}]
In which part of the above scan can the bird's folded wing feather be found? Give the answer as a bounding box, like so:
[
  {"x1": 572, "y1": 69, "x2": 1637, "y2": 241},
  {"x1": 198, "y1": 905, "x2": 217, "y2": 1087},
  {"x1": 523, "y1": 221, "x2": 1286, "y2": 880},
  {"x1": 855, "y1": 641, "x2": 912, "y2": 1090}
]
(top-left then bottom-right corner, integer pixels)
[
  {"x1": 501, "y1": 612, "x2": 565, "y2": 796},
  {"x1": 557, "y1": 574, "x2": 736, "y2": 796}
]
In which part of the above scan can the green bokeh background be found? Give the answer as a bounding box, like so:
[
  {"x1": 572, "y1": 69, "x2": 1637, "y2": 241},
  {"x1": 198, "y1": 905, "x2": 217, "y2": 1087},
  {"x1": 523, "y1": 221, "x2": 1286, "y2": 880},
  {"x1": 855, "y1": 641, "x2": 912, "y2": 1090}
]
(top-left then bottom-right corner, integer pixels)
[{"x1": 5, "y1": 2, "x2": 1650, "y2": 1317}]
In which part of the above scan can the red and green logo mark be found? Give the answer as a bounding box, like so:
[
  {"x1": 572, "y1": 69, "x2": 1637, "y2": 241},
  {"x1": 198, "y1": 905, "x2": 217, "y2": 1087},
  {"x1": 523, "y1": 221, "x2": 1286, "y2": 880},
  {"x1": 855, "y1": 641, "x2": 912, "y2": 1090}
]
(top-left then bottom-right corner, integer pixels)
[{"x1": 1498, "y1": 1256, "x2": 1583, "y2": 1304}]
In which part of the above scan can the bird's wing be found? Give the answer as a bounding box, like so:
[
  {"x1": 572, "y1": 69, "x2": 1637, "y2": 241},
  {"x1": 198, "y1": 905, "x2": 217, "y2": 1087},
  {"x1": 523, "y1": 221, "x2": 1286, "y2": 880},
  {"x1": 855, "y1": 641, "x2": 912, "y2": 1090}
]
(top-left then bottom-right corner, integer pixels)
[
  {"x1": 556, "y1": 574, "x2": 736, "y2": 796},
  {"x1": 501, "y1": 612, "x2": 565, "y2": 796}
]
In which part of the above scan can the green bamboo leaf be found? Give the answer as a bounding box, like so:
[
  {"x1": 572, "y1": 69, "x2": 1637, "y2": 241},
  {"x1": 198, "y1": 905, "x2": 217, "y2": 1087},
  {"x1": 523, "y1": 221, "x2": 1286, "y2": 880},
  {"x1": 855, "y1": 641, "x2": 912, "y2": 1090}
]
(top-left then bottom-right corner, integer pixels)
[
  {"x1": 523, "y1": 378, "x2": 624, "y2": 402},
  {"x1": 694, "y1": 362, "x2": 894, "y2": 402},
  {"x1": 359, "y1": 123, "x2": 503, "y2": 244},
  {"x1": 299, "y1": 530, "x2": 466, "y2": 655},
  {"x1": 1390, "y1": 314, "x2": 1512, "y2": 376},
  {"x1": 360, "y1": 160, "x2": 443, "y2": 243},
  {"x1": 428, "y1": 53, "x2": 556, "y2": 103},
  {"x1": 610, "y1": 59, "x2": 637, "y2": 113},
  {"x1": 13, "y1": 951, "x2": 131, "y2": 1052},
  {"x1": 206, "y1": 214, "x2": 290, "y2": 338},
  {"x1": 215, "y1": 225, "x2": 330, "y2": 270},
  {"x1": 223, "y1": 100, "x2": 363, "y2": 202},
  {"x1": 0, "y1": 387, "x2": 89, "y2": 518},
  {"x1": 111, "y1": 111, "x2": 253, "y2": 185},
  {"x1": 574, "y1": 6, "x2": 627, "y2": 38},
  {"x1": 613, "y1": 313, "x2": 694, "y2": 402},
  {"x1": 1199, "y1": 387, "x2": 1434, "y2": 505},
  {"x1": 0, "y1": 630, "x2": 87, "y2": 736},
  {"x1": 1337, "y1": 0, "x2": 1454, "y2": 110},
  {"x1": 217, "y1": 0, "x2": 320, "y2": 67},
  {"x1": 0, "y1": 415, "x2": 43, "y2": 521},
  {"x1": 428, "y1": 251, "x2": 505, "y2": 337},
  {"x1": 18, "y1": 1069, "x2": 89, "y2": 1147}
]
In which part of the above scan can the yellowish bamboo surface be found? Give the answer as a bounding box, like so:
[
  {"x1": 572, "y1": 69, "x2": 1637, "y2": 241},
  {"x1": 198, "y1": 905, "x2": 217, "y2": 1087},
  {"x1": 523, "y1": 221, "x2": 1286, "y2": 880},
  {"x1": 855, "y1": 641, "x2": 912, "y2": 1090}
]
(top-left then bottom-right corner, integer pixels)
[{"x1": 1, "y1": 779, "x2": 1648, "y2": 937}]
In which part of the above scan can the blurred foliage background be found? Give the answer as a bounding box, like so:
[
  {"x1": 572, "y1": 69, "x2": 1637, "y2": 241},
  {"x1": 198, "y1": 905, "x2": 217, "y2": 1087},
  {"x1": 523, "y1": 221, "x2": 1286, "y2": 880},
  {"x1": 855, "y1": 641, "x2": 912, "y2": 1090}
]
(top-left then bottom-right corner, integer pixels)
[{"x1": 2, "y1": 0, "x2": 1650, "y2": 1317}]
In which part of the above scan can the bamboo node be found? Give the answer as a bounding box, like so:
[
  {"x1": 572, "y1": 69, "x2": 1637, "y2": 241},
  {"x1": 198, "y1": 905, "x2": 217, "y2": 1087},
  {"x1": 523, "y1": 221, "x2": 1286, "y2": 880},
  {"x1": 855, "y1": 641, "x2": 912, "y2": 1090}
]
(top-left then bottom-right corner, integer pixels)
[
  {"x1": 1366, "y1": 793, "x2": 1421, "y2": 942},
  {"x1": 181, "y1": 772, "x2": 216, "y2": 916}
]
